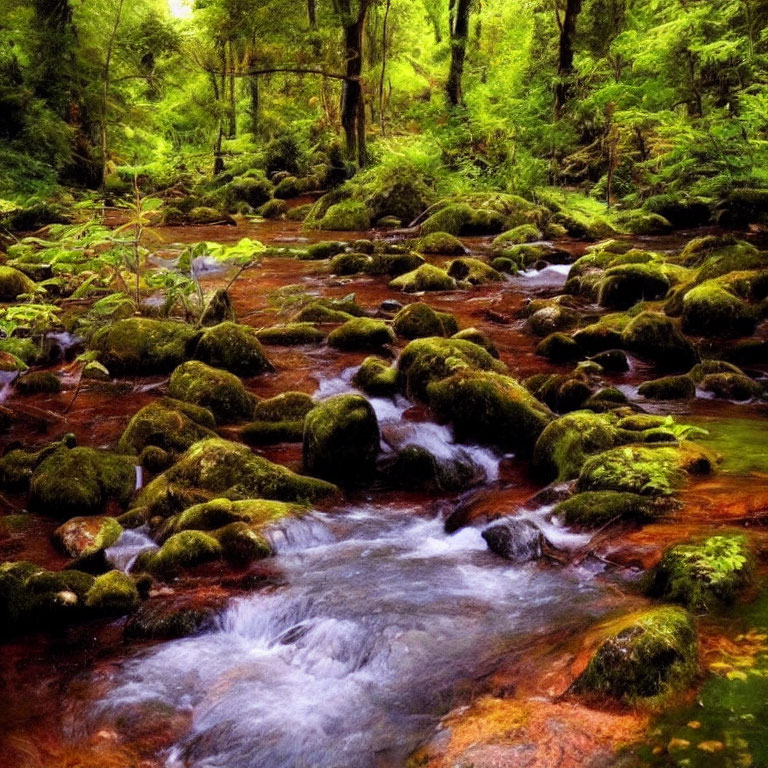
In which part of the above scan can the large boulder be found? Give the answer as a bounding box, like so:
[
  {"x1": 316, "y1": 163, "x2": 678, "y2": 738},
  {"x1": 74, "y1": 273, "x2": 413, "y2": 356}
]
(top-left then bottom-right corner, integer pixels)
[
  {"x1": 327, "y1": 318, "x2": 396, "y2": 351},
  {"x1": 482, "y1": 519, "x2": 545, "y2": 562},
  {"x1": 193, "y1": 322, "x2": 274, "y2": 376},
  {"x1": 30, "y1": 447, "x2": 136, "y2": 518},
  {"x1": 638, "y1": 375, "x2": 696, "y2": 401},
  {"x1": 303, "y1": 394, "x2": 380, "y2": 485},
  {"x1": 427, "y1": 371, "x2": 552, "y2": 454},
  {"x1": 54, "y1": 516, "x2": 123, "y2": 562},
  {"x1": 134, "y1": 530, "x2": 222, "y2": 576},
  {"x1": 90, "y1": 318, "x2": 197, "y2": 375},
  {"x1": 621, "y1": 312, "x2": 698, "y2": 370},
  {"x1": 597, "y1": 264, "x2": 670, "y2": 310},
  {"x1": 168, "y1": 361, "x2": 254, "y2": 423},
  {"x1": 389, "y1": 264, "x2": 456, "y2": 293},
  {"x1": 554, "y1": 491, "x2": 657, "y2": 528},
  {"x1": 352, "y1": 357, "x2": 399, "y2": 397},
  {"x1": 242, "y1": 391, "x2": 315, "y2": 446},
  {"x1": 681, "y1": 282, "x2": 757, "y2": 338},
  {"x1": 85, "y1": 570, "x2": 140, "y2": 615},
  {"x1": 392, "y1": 303, "x2": 458, "y2": 340},
  {"x1": 573, "y1": 607, "x2": 698, "y2": 703}
]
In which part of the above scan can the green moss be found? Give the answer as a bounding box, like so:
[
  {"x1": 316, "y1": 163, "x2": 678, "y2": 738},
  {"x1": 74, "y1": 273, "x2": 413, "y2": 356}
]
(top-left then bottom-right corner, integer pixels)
[
  {"x1": 166, "y1": 497, "x2": 301, "y2": 535},
  {"x1": 573, "y1": 607, "x2": 698, "y2": 703},
  {"x1": 490, "y1": 256, "x2": 518, "y2": 275},
  {"x1": 258, "y1": 198, "x2": 288, "y2": 218},
  {"x1": 168, "y1": 360, "x2": 254, "y2": 423},
  {"x1": 638, "y1": 375, "x2": 696, "y2": 400},
  {"x1": 688, "y1": 359, "x2": 743, "y2": 383},
  {"x1": 135, "y1": 530, "x2": 222, "y2": 576},
  {"x1": 30, "y1": 447, "x2": 135, "y2": 517},
  {"x1": 416, "y1": 232, "x2": 466, "y2": 255},
  {"x1": 554, "y1": 491, "x2": 657, "y2": 527},
  {"x1": 420, "y1": 204, "x2": 476, "y2": 235},
  {"x1": 426, "y1": 370, "x2": 552, "y2": 453},
  {"x1": 492, "y1": 224, "x2": 543, "y2": 248},
  {"x1": 532, "y1": 411, "x2": 622, "y2": 482},
  {"x1": 598, "y1": 263, "x2": 670, "y2": 310},
  {"x1": 273, "y1": 176, "x2": 302, "y2": 199},
  {"x1": 615, "y1": 211, "x2": 673, "y2": 235},
  {"x1": 85, "y1": 570, "x2": 140, "y2": 614},
  {"x1": 193, "y1": 322, "x2": 274, "y2": 376},
  {"x1": 242, "y1": 420, "x2": 305, "y2": 444},
  {"x1": 573, "y1": 322, "x2": 626, "y2": 355},
  {"x1": 701, "y1": 372, "x2": 763, "y2": 400},
  {"x1": 526, "y1": 373, "x2": 592, "y2": 413},
  {"x1": 212, "y1": 522, "x2": 272, "y2": 563},
  {"x1": 16, "y1": 371, "x2": 61, "y2": 395},
  {"x1": 578, "y1": 444, "x2": 715, "y2": 497},
  {"x1": 696, "y1": 240, "x2": 765, "y2": 281},
  {"x1": 451, "y1": 328, "x2": 499, "y2": 358},
  {"x1": 303, "y1": 241, "x2": 346, "y2": 260},
  {"x1": 366, "y1": 250, "x2": 425, "y2": 277},
  {"x1": 527, "y1": 304, "x2": 582, "y2": 337},
  {"x1": 644, "y1": 535, "x2": 752, "y2": 612},
  {"x1": 90, "y1": 318, "x2": 197, "y2": 375},
  {"x1": 351, "y1": 357, "x2": 398, "y2": 397},
  {"x1": 622, "y1": 312, "x2": 698, "y2": 370},
  {"x1": 446, "y1": 257, "x2": 503, "y2": 285},
  {"x1": 681, "y1": 281, "x2": 757, "y2": 338},
  {"x1": 188, "y1": 206, "x2": 233, "y2": 224},
  {"x1": 0, "y1": 265, "x2": 36, "y2": 299},
  {"x1": 303, "y1": 394, "x2": 380, "y2": 485},
  {"x1": 118, "y1": 400, "x2": 216, "y2": 456},
  {"x1": 54, "y1": 515, "x2": 123, "y2": 560},
  {"x1": 397, "y1": 336, "x2": 506, "y2": 401},
  {"x1": 389, "y1": 264, "x2": 456, "y2": 293},
  {"x1": 591, "y1": 349, "x2": 629, "y2": 372},
  {"x1": 255, "y1": 323, "x2": 326, "y2": 345},
  {"x1": 253, "y1": 392, "x2": 314, "y2": 422},
  {"x1": 327, "y1": 317, "x2": 396, "y2": 351},
  {"x1": 330, "y1": 252, "x2": 371, "y2": 275},
  {"x1": 293, "y1": 303, "x2": 354, "y2": 323},
  {"x1": 535, "y1": 332, "x2": 581, "y2": 362},
  {"x1": 393, "y1": 303, "x2": 458, "y2": 340},
  {"x1": 0, "y1": 337, "x2": 42, "y2": 366},
  {"x1": 0, "y1": 438, "x2": 72, "y2": 492},
  {"x1": 135, "y1": 437, "x2": 337, "y2": 516},
  {"x1": 318, "y1": 200, "x2": 371, "y2": 231}
]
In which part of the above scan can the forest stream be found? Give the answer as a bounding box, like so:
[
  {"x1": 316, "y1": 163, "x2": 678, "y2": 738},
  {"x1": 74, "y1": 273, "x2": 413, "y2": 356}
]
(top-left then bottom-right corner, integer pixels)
[{"x1": 1, "y1": 209, "x2": 768, "y2": 768}]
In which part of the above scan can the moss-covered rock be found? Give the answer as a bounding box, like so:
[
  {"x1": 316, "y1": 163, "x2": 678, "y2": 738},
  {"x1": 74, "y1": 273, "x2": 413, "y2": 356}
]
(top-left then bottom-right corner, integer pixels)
[
  {"x1": 134, "y1": 438, "x2": 337, "y2": 516},
  {"x1": 329, "y1": 252, "x2": 371, "y2": 275},
  {"x1": 30, "y1": 447, "x2": 135, "y2": 517},
  {"x1": 392, "y1": 303, "x2": 458, "y2": 340},
  {"x1": 352, "y1": 357, "x2": 398, "y2": 397},
  {"x1": 293, "y1": 303, "x2": 354, "y2": 324},
  {"x1": 242, "y1": 393, "x2": 315, "y2": 446},
  {"x1": 590, "y1": 349, "x2": 629, "y2": 372},
  {"x1": 532, "y1": 411, "x2": 622, "y2": 482},
  {"x1": 700, "y1": 372, "x2": 763, "y2": 400},
  {"x1": 527, "y1": 304, "x2": 582, "y2": 337},
  {"x1": 573, "y1": 322, "x2": 626, "y2": 355},
  {"x1": 254, "y1": 391, "x2": 314, "y2": 421},
  {"x1": 318, "y1": 200, "x2": 371, "y2": 231},
  {"x1": 681, "y1": 281, "x2": 757, "y2": 338},
  {"x1": 419, "y1": 204, "x2": 475, "y2": 236},
  {"x1": 199, "y1": 288, "x2": 236, "y2": 327},
  {"x1": 0, "y1": 265, "x2": 36, "y2": 300},
  {"x1": 526, "y1": 373, "x2": 593, "y2": 414},
  {"x1": 446, "y1": 257, "x2": 503, "y2": 285},
  {"x1": 366, "y1": 250, "x2": 425, "y2": 277},
  {"x1": 535, "y1": 332, "x2": 582, "y2": 363},
  {"x1": 118, "y1": 399, "x2": 216, "y2": 456},
  {"x1": 622, "y1": 312, "x2": 698, "y2": 370},
  {"x1": 416, "y1": 232, "x2": 466, "y2": 255},
  {"x1": 573, "y1": 607, "x2": 698, "y2": 703},
  {"x1": 0, "y1": 436, "x2": 76, "y2": 492},
  {"x1": 90, "y1": 318, "x2": 197, "y2": 375},
  {"x1": 303, "y1": 394, "x2": 380, "y2": 485},
  {"x1": 134, "y1": 530, "x2": 222, "y2": 576},
  {"x1": 688, "y1": 359, "x2": 743, "y2": 382},
  {"x1": 303, "y1": 241, "x2": 346, "y2": 260},
  {"x1": 554, "y1": 491, "x2": 656, "y2": 528},
  {"x1": 427, "y1": 370, "x2": 552, "y2": 453},
  {"x1": 397, "y1": 337, "x2": 506, "y2": 401},
  {"x1": 578, "y1": 443, "x2": 716, "y2": 497},
  {"x1": 598, "y1": 263, "x2": 670, "y2": 310},
  {"x1": 492, "y1": 224, "x2": 542, "y2": 248},
  {"x1": 193, "y1": 322, "x2": 274, "y2": 376},
  {"x1": 327, "y1": 317, "x2": 396, "y2": 351},
  {"x1": 638, "y1": 375, "x2": 696, "y2": 401},
  {"x1": 389, "y1": 264, "x2": 456, "y2": 293},
  {"x1": 615, "y1": 211, "x2": 673, "y2": 236},
  {"x1": 451, "y1": 328, "x2": 499, "y2": 358},
  {"x1": 258, "y1": 198, "x2": 288, "y2": 218},
  {"x1": 241, "y1": 420, "x2": 304, "y2": 444},
  {"x1": 168, "y1": 361, "x2": 254, "y2": 423},
  {"x1": 644, "y1": 534, "x2": 752, "y2": 612},
  {"x1": 85, "y1": 570, "x2": 140, "y2": 614},
  {"x1": 16, "y1": 371, "x2": 61, "y2": 395},
  {"x1": 255, "y1": 322, "x2": 326, "y2": 345},
  {"x1": 54, "y1": 516, "x2": 123, "y2": 561}
]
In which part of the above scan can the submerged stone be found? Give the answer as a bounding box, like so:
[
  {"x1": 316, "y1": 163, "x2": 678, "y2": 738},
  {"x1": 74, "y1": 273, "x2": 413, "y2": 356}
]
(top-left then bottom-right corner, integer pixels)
[{"x1": 482, "y1": 518, "x2": 545, "y2": 562}]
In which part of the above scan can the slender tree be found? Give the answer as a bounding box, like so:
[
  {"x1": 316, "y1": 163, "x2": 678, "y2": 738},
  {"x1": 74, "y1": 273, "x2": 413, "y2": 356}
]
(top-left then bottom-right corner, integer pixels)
[
  {"x1": 446, "y1": 0, "x2": 472, "y2": 106},
  {"x1": 553, "y1": 0, "x2": 582, "y2": 119}
]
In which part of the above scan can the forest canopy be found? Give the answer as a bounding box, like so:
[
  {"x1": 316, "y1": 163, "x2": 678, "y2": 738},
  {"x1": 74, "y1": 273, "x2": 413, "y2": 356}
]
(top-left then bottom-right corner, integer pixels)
[{"x1": 1, "y1": 0, "x2": 768, "y2": 223}]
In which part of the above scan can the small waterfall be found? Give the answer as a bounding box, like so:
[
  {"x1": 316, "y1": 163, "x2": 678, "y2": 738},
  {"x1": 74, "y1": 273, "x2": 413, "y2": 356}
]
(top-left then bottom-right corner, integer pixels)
[{"x1": 105, "y1": 527, "x2": 157, "y2": 572}]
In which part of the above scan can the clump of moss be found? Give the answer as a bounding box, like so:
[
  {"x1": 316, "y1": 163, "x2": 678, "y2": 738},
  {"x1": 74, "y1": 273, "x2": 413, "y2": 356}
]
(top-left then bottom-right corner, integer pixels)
[
  {"x1": 303, "y1": 241, "x2": 346, "y2": 260},
  {"x1": 492, "y1": 224, "x2": 542, "y2": 248},
  {"x1": 258, "y1": 198, "x2": 288, "y2": 218},
  {"x1": 446, "y1": 257, "x2": 503, "y2": 285},
  {"x1": 166, "y1": 497, "x2": 302, "y2": 535},
  {"x1": 16, "y1": 371, "x2": 61, "y2": 395},
  {"x1": 535, "y1": 332, "x2": 582, "y2": 362},
  {"x1": 527, "y1": 304, "x2": 582, "y2": 337},
  {"x1": 622, "y1": 312, "x2": 698, "y2": 371},
  {"x1": 700, "y1": 372, "x2": 763, "y2": 400},
  {"x1": 253, "y1": 391, "x2": 314, "y2": 421},
  {"x1": 327, "y1": 317, "x2": 396, "y2": 351},
  {"x1": 416, "y1": 232, "x2": 466, "y2": 255},
  {"x1": 293, "y1": 303, "x2": 354, "y2": 323},
  {"x1": 168, "y1": 361, "x2": 254, "y2": 423},
  {"x1": 329, "y1": 252, "x2": 371, "y2": 275},
  {"x1": 681, "y1": 281, "x2": 757, "y2": 338},
  {"x1": 0, "y1": 265, "x2": 36, "y2": 300},
  {"x1": 30, "y1": 447, "x2": 136, "y2": 518},
  {"x1": 573, "y1": 607, "x2": 698, "y2": 703},
  {"x1": 352, "y1": 357, "x2": 398, "y2": 397},
  {"x1": 193, "y1": 322, "x2": 274, "y2": 376},
  {"x1": 303, "y1": 394, "x2": 380, "y2": 485},
  {"x1": 598, "y1": 263, "x2": 670, "y2": 310},
  {"x1": 255, "y1": 323, "x2": 326, "y2": 346},
  {"x1": 318, "y1": 200, "x2": 371, "y2": 231},
  {"x1": 554, "y1": 491, "x2": 657, "y2": 528},
  {"x1": 85, "y1": 570, "x2": 140, "y2": 614},
  {"x1": 688, "y1": 359, "x2": 743, "y2": 382},
  {"x1": 392, "y1": 303, "x2": 458, "y2": 340},
  {"x1": 614, "y1": 211, "x2": 673, "y2": 236},
  {"x1": 452, "y1": 328, "x2": 499, "y2": 357},
  {"x1": 644, "y1": 535, "x2": 752, "y2": 611},
  {"x1": 590, "y1": 349, "x2": 629, "y2": 372},
  {"x1": 526, "y1": 373, "x2": 593, "y2": 414},
  {"x1": 366, "y1": 251, "x2": 425, "y2": 277},
  {"x1": 397, "y1": 336, "x2": 506, "y2": 401},
  {"x1": 532, "y1": 411, "x2": 621, "y2": 482},
  {"x1": 90, "y1": 318, "x2": 197, "y2": 375},
  {"x1": 638, "y1": 375, "x2": 696, "y2": 401},
  {"x1": 134, "y1": 530, "x2": 222, "y2": 576},
  {"x1": 427, "y1": 370, "x2": 552, "y2": 454},
  {"x1": 118, "y1": 399, "x2": 216, "y2": 456},
  {"x1": 389, "y1": 264, "x2": 457, "y2": 293}
]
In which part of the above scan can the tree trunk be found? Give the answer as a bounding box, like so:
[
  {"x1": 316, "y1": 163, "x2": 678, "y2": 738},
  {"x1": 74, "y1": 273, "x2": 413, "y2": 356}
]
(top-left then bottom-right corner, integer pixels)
[
  {"x1": 339, "y1": 1, "x2": 370, "y2": 164},
  {"x1": 554, "y1": 0, "x2": 582, "y2": 119},
  {"x1": 378, "y1": 0, "x2": 392, "y2": 134},
  {"x1": 308, "y1": 0, "x2": 317, "y2": 28},
  {"x1": 446, "y1": 0, "x2": 472, "y2": 107},
  {"x1": 101, "y1": 0, "x2": 126, "y2": 188},
  {"x1": 210, "y1": 72, "x2": 225, "y2": 176},
  {"x1": 248, "y1": 75, "x2": 259, "y2": 135}
]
